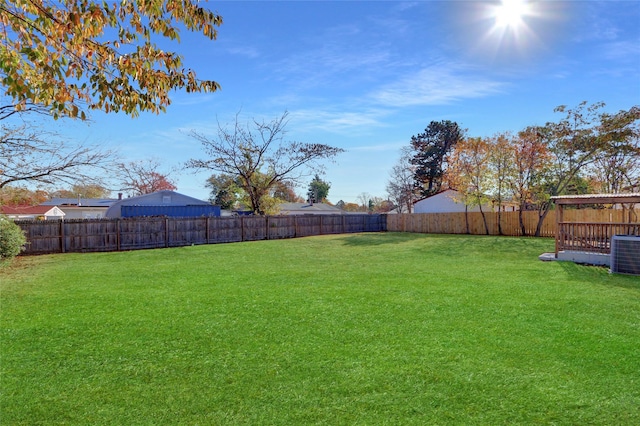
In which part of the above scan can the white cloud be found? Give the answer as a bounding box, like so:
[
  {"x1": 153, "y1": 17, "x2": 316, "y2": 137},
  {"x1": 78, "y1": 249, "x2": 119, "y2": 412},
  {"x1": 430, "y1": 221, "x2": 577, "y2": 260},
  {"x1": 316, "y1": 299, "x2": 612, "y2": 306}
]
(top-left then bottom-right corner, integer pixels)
[
  {"x1": 288, "y1": 108, "x2": 390, "y2": 135},
  {"x1": 350, "y1": 141, "x2": 406, "y2": 152},
  {"x1": 226, "y1": 46, "x2": 260, "y2": 59},
  {"x1": 370, "y1": 64, "x2": 506, "y2": 107},
  {"x1": 601, "y1": 40, "x2": 640, "y2": 61}
]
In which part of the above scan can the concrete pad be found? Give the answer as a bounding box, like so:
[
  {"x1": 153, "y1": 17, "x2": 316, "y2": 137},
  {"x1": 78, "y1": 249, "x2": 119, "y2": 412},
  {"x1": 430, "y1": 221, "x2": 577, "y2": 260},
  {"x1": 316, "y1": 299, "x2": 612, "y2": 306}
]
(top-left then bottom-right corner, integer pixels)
[
  {"x1": 538, "y1": 252, "x2": 557, "y2": 262},
  {"x1": 539, "y1": 251, "x2": 610, "y2": 266},
  {"x1": 558, "y1": 251, "x2": 610, "y2": 266}
]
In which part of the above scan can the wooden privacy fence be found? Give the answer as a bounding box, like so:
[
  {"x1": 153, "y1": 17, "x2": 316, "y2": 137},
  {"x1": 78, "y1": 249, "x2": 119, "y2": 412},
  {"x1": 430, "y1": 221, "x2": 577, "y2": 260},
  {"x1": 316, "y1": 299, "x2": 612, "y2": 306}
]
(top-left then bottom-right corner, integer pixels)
[
  {"x1": 386, "y1": 209, "x2": 638, "y2": 238},
  {"x1": 15, "y1": 209, "x2": 638, "y2": 255},
  {"x1": 16, "y1": 214, "x2": 387, "y2": 255}
]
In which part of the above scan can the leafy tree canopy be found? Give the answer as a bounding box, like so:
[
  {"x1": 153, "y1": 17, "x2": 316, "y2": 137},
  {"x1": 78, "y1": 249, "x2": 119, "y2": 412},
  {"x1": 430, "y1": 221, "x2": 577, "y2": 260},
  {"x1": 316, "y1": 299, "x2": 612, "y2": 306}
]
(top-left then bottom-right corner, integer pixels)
[
  {"x1": 206, "y1": 173, "x2": 241, "y2": 210},
  {"x1": 0, "y1": 0, "x2": 222, "y2": 118},
  {"x1": 50, "y1": 183, "x2": 111, "y2": 199},
  {"x1": 0, "y1": 185, "x2": 48, "y2": 206}
]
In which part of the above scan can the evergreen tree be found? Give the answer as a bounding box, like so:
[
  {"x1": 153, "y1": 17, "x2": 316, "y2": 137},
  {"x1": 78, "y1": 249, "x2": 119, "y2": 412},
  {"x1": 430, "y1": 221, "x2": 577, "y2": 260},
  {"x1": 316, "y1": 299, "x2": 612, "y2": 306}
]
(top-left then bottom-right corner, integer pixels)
[
  {"x1": 307, "y1": 174, "x2": 331, "y2": 202},
  {"x1": 410, "y1": 120, "x2": 463, "y2": 197}
]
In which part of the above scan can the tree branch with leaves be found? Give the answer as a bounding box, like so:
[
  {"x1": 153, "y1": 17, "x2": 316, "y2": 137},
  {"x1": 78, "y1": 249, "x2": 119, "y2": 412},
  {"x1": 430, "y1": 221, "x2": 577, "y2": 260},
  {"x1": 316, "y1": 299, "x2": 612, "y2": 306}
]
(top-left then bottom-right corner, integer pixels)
[
  {"x1": 447, "y1": 136, "x2": 493, "y2": 235},
  {"x1": 1, "y1": 0, "x2": 222, "y2": 119},
  {"x1": 533, "y1": 102, "x2": 639, "y2": 235}
]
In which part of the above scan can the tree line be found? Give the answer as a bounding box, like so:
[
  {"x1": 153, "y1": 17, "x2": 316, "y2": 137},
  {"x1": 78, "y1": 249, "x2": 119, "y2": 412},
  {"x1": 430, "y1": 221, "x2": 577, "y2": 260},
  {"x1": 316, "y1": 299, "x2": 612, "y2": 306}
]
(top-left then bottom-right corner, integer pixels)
[{"x1": 387, "y1": 101, "x2": 640, "y2": 235}]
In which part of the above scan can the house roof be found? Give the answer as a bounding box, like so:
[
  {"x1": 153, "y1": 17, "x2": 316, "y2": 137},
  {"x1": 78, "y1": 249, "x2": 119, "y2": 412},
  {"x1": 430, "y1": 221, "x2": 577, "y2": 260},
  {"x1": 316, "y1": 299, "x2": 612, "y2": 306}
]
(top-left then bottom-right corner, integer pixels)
[
  {"x1": 118, "y1": 190, "x2": 208, "y2": 205},
  {"x1": 551, "y1": 193, "x2": 640, "y2": 205},
  {"x1": 41, "y1": 198, "x2": 117, "y2": 207},
  {"x1": 1, "y1": 205, "x2": 64, "y2": 216},
  {"x1": 414, "y1": 188, "x2": 519, "y2": 206},
  {"x1": 413, "y1": 189, "x2": 458, "y2": 204},
  {"x1": 278, "y1": 202, "x2": 345, "y2": 215}
]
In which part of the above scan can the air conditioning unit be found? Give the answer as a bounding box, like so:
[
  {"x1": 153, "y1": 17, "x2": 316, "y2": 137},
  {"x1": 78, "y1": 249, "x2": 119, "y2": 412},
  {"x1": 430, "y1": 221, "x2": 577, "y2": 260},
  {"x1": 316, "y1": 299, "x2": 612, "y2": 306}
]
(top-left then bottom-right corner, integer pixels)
[{"x1": 610, "y1": 235, "x2": 640, "y2": 276}]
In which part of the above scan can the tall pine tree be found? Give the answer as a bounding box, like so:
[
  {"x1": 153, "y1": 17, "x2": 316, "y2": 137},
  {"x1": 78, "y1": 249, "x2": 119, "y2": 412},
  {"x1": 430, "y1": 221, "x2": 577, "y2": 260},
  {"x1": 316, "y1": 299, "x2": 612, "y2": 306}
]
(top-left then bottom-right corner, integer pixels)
[{"x1": 410, "y1": 121, "x2": 463, "y2": 197}]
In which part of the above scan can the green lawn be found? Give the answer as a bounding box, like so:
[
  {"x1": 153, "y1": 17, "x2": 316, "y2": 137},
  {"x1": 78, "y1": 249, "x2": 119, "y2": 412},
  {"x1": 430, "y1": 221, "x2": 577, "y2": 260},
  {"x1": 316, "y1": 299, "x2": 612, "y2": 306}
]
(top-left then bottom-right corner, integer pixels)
[{"x1": 1, "y1": 233, "x2": 639, "y2": 424}]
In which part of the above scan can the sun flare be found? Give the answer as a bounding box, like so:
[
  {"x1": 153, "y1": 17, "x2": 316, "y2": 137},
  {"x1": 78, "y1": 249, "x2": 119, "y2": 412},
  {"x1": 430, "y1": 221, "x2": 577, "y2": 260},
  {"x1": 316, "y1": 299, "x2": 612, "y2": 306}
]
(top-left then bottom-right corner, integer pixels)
[
  {"x1": 461, "y1": 0, "x2": 555, "y2": 64},
  {"x1": 494, "y1": 0, "x2": 530, "y2": 29}
]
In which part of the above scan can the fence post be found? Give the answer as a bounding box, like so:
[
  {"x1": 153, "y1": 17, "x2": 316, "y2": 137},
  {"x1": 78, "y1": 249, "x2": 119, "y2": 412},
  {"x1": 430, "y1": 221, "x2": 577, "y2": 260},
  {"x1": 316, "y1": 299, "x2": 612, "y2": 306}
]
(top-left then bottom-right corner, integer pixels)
[
  {"x1": 165, "y1": 218, "x2": 169, "y2": 248},
  {"x1": 241, "y1": 216, "x2": 245, "y2": 242},
  {"x1": 116, "y1": 219, "x2": 121, "y2": 251},
  {"x1": 60, "y1": 220, "x2": 65, "y2": 253},
  {"x1": 555, "y1": 204, "x2": 563, "y2": 257},
  {"x1": 266, "y1": 216, "x2": 270, "y2": 240}
]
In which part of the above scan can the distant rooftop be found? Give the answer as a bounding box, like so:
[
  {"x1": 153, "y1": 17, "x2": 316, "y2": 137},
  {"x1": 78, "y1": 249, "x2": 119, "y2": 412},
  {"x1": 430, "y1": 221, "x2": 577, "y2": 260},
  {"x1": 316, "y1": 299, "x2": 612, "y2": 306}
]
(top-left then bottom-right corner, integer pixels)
[
  {"x1": 1, "y1": 205, "x2": 59, "y2": 215},
  {"x1": 41, "y1": 198, "x2": 118, "y2": 207},
  {"x1": 279, "y1": 202, "x2": 345, "y2": 215}
]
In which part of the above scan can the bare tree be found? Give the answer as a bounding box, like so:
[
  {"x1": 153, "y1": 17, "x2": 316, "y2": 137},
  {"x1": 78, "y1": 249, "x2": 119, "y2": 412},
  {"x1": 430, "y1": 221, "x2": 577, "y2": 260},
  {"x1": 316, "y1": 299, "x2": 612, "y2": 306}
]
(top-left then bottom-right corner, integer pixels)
[
  {"x1": 1, "y1": 122, "x2": 113, "y2": 189},
  {"x1": 386, "y1": 147, "x2": 416, "y2": 213},
  {"x1": 187, "y1": 111, "x2": 344, "y2": 214},
  {"x1": 356, "y1": 192, "x2": 371, "y2": 212}
]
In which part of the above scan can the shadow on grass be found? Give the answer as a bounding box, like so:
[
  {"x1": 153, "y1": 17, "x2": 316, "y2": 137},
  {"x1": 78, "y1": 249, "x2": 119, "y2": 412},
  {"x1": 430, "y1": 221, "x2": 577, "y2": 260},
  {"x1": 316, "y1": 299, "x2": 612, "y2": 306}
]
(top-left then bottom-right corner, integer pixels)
[
  {"x1": 337, "y1": 233, "x2": 552, "y2": 255},
  {"x1": 558, "y1": 260, "x2": 640, "y2": 292},
  {"x1": 337, "y1": 232, "x2": 416, "y2": 246}
]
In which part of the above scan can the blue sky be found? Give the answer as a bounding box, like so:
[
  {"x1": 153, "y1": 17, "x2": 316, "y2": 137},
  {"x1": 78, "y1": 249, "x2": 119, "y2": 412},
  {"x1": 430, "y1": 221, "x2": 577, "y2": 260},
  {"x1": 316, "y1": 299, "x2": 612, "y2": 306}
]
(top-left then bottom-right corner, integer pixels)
[{"x1": 58, "y1": 0, "x2": 640, "y2": 203}]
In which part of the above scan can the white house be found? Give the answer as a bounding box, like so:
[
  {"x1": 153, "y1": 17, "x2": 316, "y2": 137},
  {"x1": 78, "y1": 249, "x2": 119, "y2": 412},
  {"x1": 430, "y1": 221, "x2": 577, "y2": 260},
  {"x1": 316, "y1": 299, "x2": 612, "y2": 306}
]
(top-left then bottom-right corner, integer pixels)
[
  {"x1": 413, "y1": 189, "x2": 517, "y2": 213},
  {"x1": 0, "y1": 205, "x2": 65, "y2": 220},
  {"x1": 41, "y1": 197, "x2": 118, "y2": 219}
]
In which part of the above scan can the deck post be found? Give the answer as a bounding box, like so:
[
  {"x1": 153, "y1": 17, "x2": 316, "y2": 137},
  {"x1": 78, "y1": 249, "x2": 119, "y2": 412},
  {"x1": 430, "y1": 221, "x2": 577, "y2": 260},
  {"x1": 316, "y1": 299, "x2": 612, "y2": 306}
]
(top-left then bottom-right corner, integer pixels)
[{"x1": 555, "y1": 203, "x2": 563, "y2": 257}]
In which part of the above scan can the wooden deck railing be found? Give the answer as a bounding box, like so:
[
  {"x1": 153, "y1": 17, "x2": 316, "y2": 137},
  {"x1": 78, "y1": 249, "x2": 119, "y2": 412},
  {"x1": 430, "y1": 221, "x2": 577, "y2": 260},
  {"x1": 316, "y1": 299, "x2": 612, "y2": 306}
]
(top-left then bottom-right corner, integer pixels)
[{"x1": 556, "y1": 222, "x2": 640, "y2": 255}]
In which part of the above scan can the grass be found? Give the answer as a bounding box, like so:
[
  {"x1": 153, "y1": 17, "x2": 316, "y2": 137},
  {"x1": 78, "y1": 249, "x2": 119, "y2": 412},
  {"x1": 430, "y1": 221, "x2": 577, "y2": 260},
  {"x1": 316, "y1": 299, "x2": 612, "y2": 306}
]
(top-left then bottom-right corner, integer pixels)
[{"x1": 1, "y1": 232, "x2": 639, "y2": 424}]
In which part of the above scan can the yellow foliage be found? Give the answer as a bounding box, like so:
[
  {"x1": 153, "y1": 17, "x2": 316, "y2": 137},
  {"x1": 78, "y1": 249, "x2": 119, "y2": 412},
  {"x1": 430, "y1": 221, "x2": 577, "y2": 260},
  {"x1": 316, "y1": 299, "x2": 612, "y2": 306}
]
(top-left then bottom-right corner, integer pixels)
[{"x1": 0, "y1": 0, "x2": 222, "y2": 118}]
